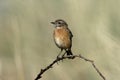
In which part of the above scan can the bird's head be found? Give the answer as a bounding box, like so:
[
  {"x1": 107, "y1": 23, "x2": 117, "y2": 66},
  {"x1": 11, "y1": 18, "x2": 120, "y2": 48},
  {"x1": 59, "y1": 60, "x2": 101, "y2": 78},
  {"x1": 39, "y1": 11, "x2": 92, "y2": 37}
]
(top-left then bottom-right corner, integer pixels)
[{"x1": 51, "y1": 19, "x2": 68, "y2": 27}]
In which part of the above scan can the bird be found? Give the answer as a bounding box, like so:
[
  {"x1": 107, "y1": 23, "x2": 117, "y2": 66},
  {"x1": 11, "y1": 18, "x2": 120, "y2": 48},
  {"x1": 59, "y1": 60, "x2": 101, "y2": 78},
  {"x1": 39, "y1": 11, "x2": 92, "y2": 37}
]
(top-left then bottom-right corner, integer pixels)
[{"x1": 51, "y1": 19, "x2": 73, "y2": 57}]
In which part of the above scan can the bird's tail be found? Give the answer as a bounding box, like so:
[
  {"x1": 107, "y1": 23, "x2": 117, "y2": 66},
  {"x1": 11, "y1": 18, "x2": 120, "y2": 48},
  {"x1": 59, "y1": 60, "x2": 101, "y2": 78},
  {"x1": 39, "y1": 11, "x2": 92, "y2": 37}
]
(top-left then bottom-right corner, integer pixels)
[{"x1": 66, "y1": 49, "x2": 73, "y2": 55}]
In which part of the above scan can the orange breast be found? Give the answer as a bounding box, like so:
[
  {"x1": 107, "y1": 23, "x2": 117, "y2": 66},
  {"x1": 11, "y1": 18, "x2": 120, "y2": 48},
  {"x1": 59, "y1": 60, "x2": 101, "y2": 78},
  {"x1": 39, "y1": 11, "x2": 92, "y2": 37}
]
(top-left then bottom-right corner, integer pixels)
[{"x1": 53, "y1": 27, "x2": 71, "y2": 49}]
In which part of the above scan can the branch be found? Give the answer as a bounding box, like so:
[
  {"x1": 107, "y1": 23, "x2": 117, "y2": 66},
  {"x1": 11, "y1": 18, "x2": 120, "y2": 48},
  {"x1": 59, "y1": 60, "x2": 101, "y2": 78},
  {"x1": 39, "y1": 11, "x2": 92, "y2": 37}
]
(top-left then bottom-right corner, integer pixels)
[{"x1": 35, "y1": 54, "x2": 106, "y2": 80}]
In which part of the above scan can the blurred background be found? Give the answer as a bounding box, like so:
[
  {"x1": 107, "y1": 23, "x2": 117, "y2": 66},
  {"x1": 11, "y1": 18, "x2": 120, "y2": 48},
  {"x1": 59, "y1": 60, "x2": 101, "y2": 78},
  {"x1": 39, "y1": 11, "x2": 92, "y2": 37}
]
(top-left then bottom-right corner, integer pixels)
[{"x1": 0, "y1": 0, "x2": 120, "y2": 80}]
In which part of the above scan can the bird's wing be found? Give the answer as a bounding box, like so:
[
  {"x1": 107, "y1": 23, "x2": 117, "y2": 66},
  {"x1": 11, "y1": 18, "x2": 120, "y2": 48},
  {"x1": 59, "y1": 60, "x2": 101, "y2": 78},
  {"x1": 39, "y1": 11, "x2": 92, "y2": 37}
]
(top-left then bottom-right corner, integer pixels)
[{"x1": 67, "y1": 28, "x2": 73, "y2": 40}]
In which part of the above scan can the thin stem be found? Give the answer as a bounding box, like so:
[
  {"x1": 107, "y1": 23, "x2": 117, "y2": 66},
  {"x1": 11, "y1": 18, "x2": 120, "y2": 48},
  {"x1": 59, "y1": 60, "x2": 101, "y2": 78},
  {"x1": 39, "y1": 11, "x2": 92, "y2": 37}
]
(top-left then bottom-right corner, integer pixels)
[{"x1": 35, "y1": 54, "x2": 106, "y2": 80}]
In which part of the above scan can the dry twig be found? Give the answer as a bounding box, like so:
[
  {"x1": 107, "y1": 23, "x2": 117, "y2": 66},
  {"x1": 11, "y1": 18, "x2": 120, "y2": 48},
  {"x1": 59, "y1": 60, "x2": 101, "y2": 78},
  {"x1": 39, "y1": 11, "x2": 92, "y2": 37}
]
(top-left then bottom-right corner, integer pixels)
[{"x1": 35, "y1": 54, "x2": 106, "y2": 80}]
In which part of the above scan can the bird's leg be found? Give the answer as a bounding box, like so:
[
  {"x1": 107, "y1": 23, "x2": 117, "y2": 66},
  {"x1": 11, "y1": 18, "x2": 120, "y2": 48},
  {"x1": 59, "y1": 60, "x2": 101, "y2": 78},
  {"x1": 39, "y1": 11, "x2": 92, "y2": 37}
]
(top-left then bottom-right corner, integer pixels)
[
  {"x1": 57, "y1": 49, "x2": 63, "y2": 59},
  {"x1": 61, "y1": 49, "x2": 67, "y2": 57}
]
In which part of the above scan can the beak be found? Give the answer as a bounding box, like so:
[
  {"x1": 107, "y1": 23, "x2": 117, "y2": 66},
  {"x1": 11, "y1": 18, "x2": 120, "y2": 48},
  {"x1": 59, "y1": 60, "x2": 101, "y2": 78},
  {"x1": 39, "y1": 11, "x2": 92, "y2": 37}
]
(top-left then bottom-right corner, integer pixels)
[{"x1": 51, "y1": 22, "x2": 55, "y2": 24}]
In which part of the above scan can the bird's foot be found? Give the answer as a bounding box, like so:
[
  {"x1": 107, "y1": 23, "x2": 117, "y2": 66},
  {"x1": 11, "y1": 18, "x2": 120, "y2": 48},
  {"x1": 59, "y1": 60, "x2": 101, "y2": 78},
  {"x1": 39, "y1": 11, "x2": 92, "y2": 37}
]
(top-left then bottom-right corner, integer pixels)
[{"x1": 57, "y1": 55, "x2": 61, "y2": 59}]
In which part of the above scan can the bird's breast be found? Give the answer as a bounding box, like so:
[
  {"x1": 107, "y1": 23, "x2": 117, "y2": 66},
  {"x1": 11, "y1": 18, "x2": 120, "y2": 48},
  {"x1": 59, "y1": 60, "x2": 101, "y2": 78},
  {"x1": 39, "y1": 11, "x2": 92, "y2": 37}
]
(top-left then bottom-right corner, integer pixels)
[{"x1": 53, "y1": 27, "x2": 71, "y2": 49}]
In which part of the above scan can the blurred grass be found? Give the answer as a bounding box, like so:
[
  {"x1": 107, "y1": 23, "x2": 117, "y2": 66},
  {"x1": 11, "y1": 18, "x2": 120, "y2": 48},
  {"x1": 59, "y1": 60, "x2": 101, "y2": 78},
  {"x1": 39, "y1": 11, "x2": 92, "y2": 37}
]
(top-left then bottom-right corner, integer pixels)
[{"x1": 0, "y1": 0, "x2": 120, "y2": 80}]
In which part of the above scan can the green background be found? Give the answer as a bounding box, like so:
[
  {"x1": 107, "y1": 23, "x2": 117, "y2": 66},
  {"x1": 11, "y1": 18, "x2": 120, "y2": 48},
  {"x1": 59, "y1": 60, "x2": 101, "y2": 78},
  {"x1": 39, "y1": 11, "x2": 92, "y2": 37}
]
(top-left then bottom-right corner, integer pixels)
[{"x1": 0, "y1": 0, "x2": 120, "y2": 80}]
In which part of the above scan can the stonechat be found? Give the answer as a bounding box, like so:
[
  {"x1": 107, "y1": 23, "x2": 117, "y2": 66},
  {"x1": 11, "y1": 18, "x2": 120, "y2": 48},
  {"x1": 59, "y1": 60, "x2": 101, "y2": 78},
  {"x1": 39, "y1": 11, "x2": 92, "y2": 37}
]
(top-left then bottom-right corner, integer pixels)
[{"x1": 51, "y1": 19, "x2": 73, "y2": 57}]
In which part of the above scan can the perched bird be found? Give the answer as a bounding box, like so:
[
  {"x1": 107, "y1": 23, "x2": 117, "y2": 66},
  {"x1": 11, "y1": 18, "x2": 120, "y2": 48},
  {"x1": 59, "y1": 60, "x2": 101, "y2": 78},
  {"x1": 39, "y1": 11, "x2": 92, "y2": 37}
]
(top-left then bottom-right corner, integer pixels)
[{"x1": 51, "y1": 19, "x2": 73, "y2": 57}]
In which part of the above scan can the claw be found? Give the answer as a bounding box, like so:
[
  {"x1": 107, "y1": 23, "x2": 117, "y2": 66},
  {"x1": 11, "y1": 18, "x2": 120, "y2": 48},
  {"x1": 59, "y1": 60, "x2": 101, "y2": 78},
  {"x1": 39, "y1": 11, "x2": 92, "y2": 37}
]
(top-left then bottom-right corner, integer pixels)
[
  {"x1": 56, "y1": 56, "x2": 60, "y2": 64},
  {"x1": 57, "y1": 55, "x2": 60, "y2": 59}
]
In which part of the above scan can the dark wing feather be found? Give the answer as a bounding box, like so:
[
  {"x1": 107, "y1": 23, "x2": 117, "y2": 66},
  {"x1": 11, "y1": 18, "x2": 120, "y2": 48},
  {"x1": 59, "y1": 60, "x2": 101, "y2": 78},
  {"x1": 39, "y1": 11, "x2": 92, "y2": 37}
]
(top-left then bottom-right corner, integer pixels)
[{"x1": 68, "y1": 28, "x2": 73, "y2": 40}]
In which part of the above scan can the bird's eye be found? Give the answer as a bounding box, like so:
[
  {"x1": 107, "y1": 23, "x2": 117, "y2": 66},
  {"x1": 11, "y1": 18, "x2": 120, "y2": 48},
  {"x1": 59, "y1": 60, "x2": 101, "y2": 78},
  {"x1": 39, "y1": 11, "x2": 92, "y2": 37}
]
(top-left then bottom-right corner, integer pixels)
[{"x1": 58, "y1": 22, "x2": 61, "y2": 24}]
